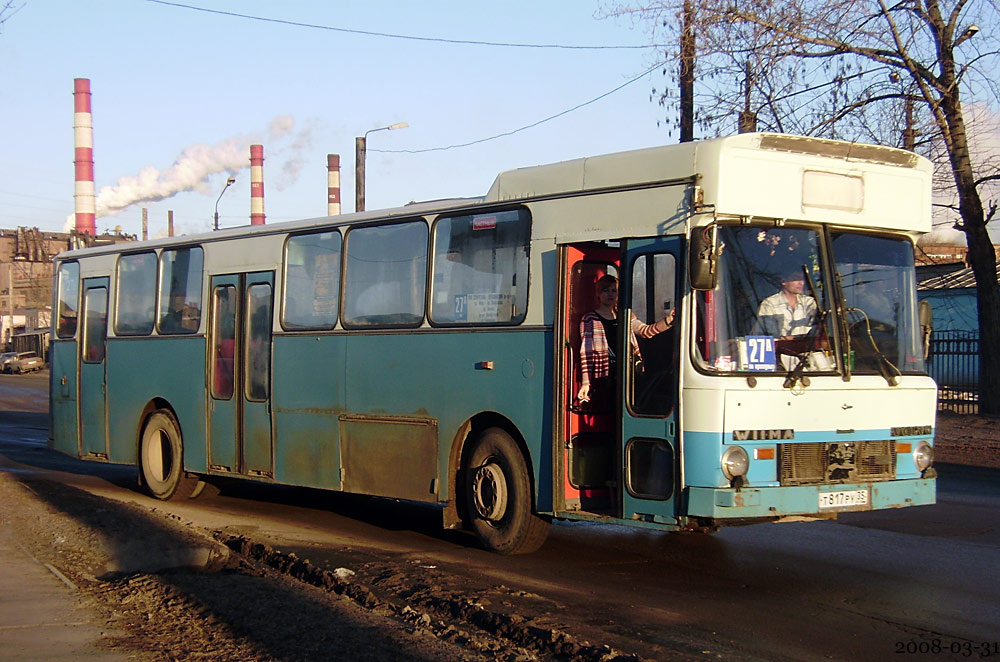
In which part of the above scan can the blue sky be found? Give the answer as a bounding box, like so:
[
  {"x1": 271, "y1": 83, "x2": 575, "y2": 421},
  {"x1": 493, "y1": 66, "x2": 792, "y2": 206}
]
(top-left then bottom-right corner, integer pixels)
[{"x1": 0, "y1": 0, "x2": 677, "y2": 237}]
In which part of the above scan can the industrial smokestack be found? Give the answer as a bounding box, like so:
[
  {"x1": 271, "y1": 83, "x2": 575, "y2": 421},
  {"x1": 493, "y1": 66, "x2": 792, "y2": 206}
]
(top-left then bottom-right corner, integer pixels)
[
  {"x1": 250, "y1": 144, "x2": 265, "y2": 225},
  {"x1": 73, "y1": 78, "x2": 96, "y2": 236},
  {"x1": 327, "y1": 154, "x2": 341, "y2": 216}
]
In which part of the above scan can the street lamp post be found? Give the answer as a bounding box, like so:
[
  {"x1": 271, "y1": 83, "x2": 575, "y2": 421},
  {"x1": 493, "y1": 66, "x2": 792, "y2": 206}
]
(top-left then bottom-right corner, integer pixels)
[
  {"x1": 355, "y1": 122, "x2": 408, "y2": 212},
  {"x1": 214, "y1": 177, "x2": 236, "y2": 231}
]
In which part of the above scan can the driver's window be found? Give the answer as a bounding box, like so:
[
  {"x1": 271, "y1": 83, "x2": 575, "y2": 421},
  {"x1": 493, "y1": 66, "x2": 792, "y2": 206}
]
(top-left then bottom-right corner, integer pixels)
[
  {"x1": 695, "y1": 225, "x2": 833, "y2": 373},
  {"x1": 628, "y1": 253, "x2": 676, "y2": 416}
]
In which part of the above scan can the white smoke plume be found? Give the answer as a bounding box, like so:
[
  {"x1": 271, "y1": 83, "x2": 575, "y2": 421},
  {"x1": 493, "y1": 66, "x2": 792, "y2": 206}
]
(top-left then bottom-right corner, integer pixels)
[
  {"x1": 93, "y1": 115, "x2": 312, "y2": 217},
  {"x1": 275, "y1": 118, "x2": 320, "y2": 191}
]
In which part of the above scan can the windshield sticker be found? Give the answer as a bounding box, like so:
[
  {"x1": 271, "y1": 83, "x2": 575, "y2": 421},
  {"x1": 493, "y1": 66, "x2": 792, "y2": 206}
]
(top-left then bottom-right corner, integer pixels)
[{"x1": 740, "y1": 336, "x2": 777, "y2": 371}]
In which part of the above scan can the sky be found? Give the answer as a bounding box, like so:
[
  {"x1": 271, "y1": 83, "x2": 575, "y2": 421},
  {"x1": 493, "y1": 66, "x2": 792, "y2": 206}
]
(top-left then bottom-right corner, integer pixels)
[
  {"x1": 0, "y1": 0, "x2": 678, "y2": 238},
  {"x1": 2, "y1": 1, "x2": 997, "y2": 244}
]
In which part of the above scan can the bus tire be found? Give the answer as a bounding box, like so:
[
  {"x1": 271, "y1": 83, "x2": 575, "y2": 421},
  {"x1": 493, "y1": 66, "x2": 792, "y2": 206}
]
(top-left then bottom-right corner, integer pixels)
[
  {"x1": 465, "y1": 427, "x2": 549, "y2": 555},
  {"x1": 140, "y1": 410, "x2": 198, "y2": 501}
]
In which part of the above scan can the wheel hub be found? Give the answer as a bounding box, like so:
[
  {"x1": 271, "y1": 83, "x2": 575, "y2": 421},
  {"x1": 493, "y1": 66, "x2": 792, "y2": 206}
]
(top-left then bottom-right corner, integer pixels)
[{"x1": 472, "y1": 460, "x2": 508, "y2": 522}]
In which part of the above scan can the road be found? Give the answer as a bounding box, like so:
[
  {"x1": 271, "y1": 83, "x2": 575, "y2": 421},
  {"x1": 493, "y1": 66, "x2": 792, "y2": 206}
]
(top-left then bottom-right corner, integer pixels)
[{"x1": 2, "y1": 371, "x2": 998, "y2": 661}]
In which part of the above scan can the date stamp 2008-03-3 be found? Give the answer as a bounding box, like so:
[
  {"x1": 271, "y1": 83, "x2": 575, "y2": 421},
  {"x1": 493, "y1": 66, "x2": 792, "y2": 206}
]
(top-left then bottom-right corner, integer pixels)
[{"x1": 896, "y1": 640, "x2": 1000, "y2": 657}]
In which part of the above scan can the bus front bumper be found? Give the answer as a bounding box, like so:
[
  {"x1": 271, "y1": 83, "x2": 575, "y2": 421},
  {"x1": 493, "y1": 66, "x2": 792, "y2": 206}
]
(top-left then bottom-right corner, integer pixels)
[{"x1": 686, "y1": 478, "x2": 935, "y2": 520}]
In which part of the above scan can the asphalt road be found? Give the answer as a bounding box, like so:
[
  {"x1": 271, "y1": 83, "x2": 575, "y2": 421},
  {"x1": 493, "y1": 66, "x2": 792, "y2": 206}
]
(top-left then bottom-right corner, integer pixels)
[{"x1": 2, "y1": 371, "x2": 998, "y2": 661}]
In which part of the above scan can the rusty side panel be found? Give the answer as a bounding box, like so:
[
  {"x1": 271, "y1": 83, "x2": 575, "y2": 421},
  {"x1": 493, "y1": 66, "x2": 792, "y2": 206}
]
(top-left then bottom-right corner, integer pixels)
[{"x1": 340, "y1": 414, "x2": 439, "y2": 502}]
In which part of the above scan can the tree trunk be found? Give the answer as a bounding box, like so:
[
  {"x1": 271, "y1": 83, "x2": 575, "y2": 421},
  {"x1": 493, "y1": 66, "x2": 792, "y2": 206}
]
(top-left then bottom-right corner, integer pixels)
[{"x1": 942, "y1": 94, "x2": 1000, "y2": 415}]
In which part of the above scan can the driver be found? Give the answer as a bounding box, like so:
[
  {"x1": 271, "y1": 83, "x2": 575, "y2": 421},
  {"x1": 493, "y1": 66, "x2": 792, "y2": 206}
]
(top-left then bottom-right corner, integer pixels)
[{"x1": 754, "y1": 267, "x2": 817, "y2": 339}]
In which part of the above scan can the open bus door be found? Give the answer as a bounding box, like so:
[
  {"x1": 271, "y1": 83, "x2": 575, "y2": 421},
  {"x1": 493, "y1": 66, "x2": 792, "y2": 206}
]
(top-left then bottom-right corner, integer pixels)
[
  {"x1": 619, "y1": 237, "x2": 682, "y2": 524},
  {"x1": 208, "y1": 271, "x2": 275, "y2": 477}
]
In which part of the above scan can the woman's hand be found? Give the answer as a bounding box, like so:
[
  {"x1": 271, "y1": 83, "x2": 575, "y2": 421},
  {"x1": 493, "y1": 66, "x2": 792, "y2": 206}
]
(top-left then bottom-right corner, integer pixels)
[{"x1": 577, "y1": 384, "x2": 590, "y2": 402}]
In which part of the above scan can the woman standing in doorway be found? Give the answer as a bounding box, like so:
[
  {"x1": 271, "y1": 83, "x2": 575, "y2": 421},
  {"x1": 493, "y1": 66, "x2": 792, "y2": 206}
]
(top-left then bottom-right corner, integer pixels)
[{"x1": 577, "y1": 274, "x2": 674, "y2": 411}]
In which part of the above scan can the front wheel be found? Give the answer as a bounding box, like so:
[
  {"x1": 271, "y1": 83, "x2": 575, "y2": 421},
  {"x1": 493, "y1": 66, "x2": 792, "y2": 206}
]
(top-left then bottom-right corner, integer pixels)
[
  {"x1": 465, "y1": 427, "x2": 549, "y2": 555},
  {"x1": 140, "y1": 410, "x2": 199, "y2": 500}
]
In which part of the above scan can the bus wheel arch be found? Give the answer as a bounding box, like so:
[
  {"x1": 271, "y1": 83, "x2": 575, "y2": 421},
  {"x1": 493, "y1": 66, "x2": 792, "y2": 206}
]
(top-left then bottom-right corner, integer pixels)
[
  {"x1": 455, "y1": 413, "x2": 549, "y2": 554},
  {"x1": 137, "y1": 404, "x2": 199, "y2": 501}
]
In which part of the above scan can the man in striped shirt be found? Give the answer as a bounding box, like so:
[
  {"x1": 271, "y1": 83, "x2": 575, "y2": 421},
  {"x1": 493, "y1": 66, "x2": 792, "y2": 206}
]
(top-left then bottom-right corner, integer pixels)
[{"x1": 754, "y1": 268, "x2": 817, "y2": 339}]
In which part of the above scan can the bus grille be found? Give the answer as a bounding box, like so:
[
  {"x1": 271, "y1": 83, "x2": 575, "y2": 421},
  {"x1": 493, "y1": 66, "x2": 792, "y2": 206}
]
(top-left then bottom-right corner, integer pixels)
[{"x1": 779, "y1": 441, "x2": 896, "y2": 486}]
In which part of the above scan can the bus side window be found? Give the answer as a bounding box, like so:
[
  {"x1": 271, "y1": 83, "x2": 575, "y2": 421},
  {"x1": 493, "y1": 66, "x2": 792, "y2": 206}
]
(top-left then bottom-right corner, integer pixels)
[
  {"x1": 115, "y1": 252, "x2": 156, "y2": 336},
  {"x1": 430, "y1": 209, "x2": 530, "y2": 325},
  {"x1": 57, "y1": 262, "x2": 80, "y2": 338},
  {"x1": 343, "y1": 221, "x2": 427, "y2": 327},
  {"x1": 158, "y1": 247, "x2": 204, "y2": 334},
  {"x1": 212, "y1": 286, "x2": 236, "y2": 400},
  {"x1": 83, "y1": 287, "x2": 108, "y2": 363},
  {"x1": 283, "y1": 231, "x2": 341, "y2": 330}
]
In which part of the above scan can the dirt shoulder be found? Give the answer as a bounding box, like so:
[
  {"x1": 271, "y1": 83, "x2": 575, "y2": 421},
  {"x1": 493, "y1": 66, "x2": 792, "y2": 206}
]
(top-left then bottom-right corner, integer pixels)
[
  {"x1": 0, "y1": 470, "x2": 540, "y2": 662},
  {"x1": 1, "y1": 459, "x2": 650, "y2": 662}
]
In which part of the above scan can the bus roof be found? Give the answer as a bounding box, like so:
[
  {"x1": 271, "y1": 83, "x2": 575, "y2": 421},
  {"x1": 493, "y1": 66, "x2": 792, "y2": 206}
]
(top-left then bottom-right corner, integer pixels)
[{"x1": 57, "y1": 133, "x2": 932, "y2": 262}]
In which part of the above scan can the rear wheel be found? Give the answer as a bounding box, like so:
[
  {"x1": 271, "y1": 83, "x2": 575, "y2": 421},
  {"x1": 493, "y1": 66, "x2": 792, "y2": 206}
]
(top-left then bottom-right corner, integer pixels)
[
  {"x1": 465, "y1": 427, "x2": 549, "y2": 555},
  {"x1": 140, "y1": 410, "x2": 198, "y2": 500}
]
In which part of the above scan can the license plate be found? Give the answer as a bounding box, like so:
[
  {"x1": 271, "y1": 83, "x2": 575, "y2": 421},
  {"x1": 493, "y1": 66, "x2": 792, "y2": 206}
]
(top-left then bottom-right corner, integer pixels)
[{"x1": 818, "y1": 489, "x2": 869, "y2": 509}]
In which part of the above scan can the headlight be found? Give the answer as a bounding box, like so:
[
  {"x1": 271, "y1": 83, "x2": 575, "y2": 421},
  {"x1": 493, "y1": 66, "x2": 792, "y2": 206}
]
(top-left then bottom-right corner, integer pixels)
[
  {"x1": 722, "y1": 446, "x2": 749, "y2": 481},
  {"x1": 913, "y1": 441, "x2": 934, "y2": 471}
]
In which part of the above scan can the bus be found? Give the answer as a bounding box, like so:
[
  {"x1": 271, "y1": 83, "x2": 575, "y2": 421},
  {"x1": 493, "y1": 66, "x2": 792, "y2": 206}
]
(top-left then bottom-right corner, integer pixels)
[{"x1": 50, "y1": 133, "x2": 937, "y2": 554}]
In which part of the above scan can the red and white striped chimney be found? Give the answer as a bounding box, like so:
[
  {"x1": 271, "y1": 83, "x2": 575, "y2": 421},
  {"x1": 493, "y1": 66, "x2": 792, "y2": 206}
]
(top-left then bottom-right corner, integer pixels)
[
  {"x1": 327, "y1": 154, "x2": 341, "y2": 216},
  {"x1": 250, "y1": 144, "x2": 265, "y2": 226},
  {"x1": 73, "y1": 78, "x2": 96, "y2": 236}
]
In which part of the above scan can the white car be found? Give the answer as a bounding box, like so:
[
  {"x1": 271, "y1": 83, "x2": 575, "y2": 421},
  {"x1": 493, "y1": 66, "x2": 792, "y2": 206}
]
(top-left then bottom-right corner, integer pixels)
[{"x1": 6, "y1": 351, "x2": 43, "y2": 374}]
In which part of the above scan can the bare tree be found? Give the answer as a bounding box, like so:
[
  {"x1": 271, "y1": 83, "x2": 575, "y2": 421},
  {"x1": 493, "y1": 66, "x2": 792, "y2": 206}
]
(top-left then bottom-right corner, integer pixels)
[{"x1": 606, "y1": 0, "x2": 1000, "y2": 415}]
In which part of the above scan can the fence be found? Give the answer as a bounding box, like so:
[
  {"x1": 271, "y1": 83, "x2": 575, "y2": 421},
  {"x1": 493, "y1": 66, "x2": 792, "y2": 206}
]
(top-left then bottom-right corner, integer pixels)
[{"x1": 928, "y1": 330, "x2": 979, "y2": 414}]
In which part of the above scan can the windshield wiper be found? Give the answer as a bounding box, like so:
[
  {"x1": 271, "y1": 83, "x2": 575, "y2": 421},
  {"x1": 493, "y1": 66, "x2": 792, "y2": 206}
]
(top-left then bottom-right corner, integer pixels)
[
  {"x1": 847, "y1": 308, "x2": 901, "y2": 387},
  {"x1": 832, "y1": 267, "x2": 852, "y2": 382}
]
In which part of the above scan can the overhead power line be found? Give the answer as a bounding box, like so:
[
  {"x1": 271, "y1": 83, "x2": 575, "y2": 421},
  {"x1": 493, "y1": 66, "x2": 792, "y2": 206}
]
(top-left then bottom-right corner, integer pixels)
[
  {"x1": 146, "y1": 0, "x2": 662, "y2": 50},
  {"x1": 371, "y1": 61, "x2": 666, "y2": 154}
]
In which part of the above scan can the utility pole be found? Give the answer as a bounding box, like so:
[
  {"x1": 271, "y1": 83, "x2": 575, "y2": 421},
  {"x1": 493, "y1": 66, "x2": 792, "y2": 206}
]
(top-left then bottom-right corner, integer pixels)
[
  {"x1": 6, "y1": 264, "x2": 13, "y2": 351},
  {"x1": 738, "y1": 61, "x2": 757, "y2": 133},
  {"x1": 903, "y1": 96, "x2": 916, "y2": 151},
  {"x1": 168, "y1": 210, "x2": 174, "y2": 238},
  {"x1": 679, "y1": 0, "x2": 695, "y2": 143},
  {"x1": 355, "y1": 137, "x2": 366, "y2": 213},
  {"x1": 142, "y1": 207, "x2": 148, "y2": 241},
  {"x1": 355, "y1": 123, "x2": 408, "y2": 213}
]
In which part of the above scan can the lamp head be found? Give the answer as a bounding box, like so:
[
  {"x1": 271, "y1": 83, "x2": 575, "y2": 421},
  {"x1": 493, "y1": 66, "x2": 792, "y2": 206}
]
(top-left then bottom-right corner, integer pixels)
[
  {"x1": 226, "y1": 177, "x2": 236, "y2": 186},
  {"x1": 955, "y1": 24, "x2": 979, "y2": 46}
]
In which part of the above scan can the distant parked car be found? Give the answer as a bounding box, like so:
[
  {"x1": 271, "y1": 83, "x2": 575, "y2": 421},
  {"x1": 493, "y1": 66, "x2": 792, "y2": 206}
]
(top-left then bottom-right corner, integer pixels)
[
  {"x1": 6, "y1": 351, "x2": 43, "y2": 374},
  {"x1": 0, "y1": 352, "x2": 16, "y2": 373}
]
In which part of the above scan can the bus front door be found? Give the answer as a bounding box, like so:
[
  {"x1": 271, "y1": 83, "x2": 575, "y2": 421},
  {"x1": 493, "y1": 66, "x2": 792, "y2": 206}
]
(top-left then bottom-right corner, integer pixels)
[
  {"x1": 79, "y1": 277, "x2": 109, "y2": 458},
  {"x1": 620, "y1": 237, "x2": 681, "y2": 524},
  {"x1": 208, "y1": 272, "x2": 275, "y2": 477}
]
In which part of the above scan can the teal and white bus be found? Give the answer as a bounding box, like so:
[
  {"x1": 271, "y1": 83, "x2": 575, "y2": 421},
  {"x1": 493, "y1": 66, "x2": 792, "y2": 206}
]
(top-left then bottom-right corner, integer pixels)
[{"x1": 50, "y1": 133, "x2": 937, "y2": 554}]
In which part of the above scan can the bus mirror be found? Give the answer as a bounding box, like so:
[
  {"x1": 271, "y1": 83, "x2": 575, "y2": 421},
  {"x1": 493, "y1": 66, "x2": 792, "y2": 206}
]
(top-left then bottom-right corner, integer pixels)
[
  {"x1": 690, "y1": 224, "x2": 718, "y2": 291},
  {"x1": 919, "y1": 300, "x2": 932, "y2": 328},
  {"x1": 919, "y1": 300, "x2": 933, "y2": 360}
]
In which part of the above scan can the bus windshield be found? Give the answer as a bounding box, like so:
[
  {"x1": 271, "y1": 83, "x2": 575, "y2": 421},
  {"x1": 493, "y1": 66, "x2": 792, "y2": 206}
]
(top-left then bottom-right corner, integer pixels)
[
  {"x1": 831, "y1": 231, "x2": 925, "y2": 376},
  {"x1": 695, "y1": 224, "x2": 925, "y2": 377}
]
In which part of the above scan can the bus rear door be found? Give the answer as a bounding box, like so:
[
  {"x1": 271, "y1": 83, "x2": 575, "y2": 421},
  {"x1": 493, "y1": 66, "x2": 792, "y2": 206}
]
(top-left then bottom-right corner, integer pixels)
[
  {"x1": 620, "y1": 237, "x2": 681, "y2": 524},
  {"x1": 79, "y1": 277, "x2": 109, "y2": 458},
  {"x1": 208, "y1": 272, "x2": 275, "y2": 477},
  {"x1": 50, "y1": 263, "x2": 80, "y2": 457}
]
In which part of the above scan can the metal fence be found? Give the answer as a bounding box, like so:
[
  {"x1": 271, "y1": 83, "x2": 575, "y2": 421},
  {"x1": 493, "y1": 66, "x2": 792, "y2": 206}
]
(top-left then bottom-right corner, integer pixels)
[{"x1": 928, "y1": 330, "x2": 979, "y2": 414}]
